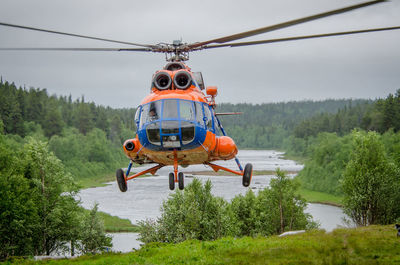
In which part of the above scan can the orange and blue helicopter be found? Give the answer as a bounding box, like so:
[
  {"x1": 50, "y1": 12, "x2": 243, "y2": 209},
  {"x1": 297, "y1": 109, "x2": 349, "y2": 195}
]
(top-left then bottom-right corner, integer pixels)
[
  {"x1": 1, "y1": 0, "x2": 399, "y2": 191},
  {"x1": 118, "y1": 61, "x2": 252, "y2": 191}
]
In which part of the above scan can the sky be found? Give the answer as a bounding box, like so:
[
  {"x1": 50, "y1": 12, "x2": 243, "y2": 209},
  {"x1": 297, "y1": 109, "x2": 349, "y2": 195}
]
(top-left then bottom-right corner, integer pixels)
[{"x1": 0, "y1": 0, "x2": 399, "y2": 108}]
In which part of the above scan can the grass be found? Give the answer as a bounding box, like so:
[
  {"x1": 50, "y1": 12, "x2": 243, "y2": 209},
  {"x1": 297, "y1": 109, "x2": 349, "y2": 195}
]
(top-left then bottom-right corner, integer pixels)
[
  {"x1": 77, "y1": 171, "x2": 155, "y2": 189},
  {"x1": 297, "y1": 188, "x2": 343, "y2": 207},
  {"x1": 11, "y1": 225, "x2": 400, "y2": 264},
  {"x1": 77, "y1": 174, "x2": 115, "y2": 189},
  {"x1": 80, "y1": 208, "x2": 139, "y2": 233},
  {"x1": 97, "y1": 211, "x2": 140, "y2": 233}
]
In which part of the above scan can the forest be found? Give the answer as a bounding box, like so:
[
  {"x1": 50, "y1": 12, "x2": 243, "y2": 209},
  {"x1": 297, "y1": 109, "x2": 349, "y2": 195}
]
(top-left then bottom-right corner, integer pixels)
[
  {"x1": 285, "y1": 90, "x2": 400, "y2": 199},
  {"x1": 0, "y1": 79, "x2": 368, "y2": 182}
]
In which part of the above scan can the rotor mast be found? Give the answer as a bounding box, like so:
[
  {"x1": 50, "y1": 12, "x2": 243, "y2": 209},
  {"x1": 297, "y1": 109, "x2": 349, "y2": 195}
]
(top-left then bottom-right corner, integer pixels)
[{"x1": 163, "y1": 40, "x2": 190, "y2": 62}]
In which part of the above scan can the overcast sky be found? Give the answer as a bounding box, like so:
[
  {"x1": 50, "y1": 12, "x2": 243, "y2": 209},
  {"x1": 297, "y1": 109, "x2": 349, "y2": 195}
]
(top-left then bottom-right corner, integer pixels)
[{"x1": 0, "y1": 0, "x2": 399, "y2": 108}]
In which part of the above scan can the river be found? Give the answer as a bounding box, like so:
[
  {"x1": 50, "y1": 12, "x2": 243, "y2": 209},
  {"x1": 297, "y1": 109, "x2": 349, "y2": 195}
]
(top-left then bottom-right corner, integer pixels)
[{"x1": 78, "y1": 150, "x2": 350, "y2": 252}]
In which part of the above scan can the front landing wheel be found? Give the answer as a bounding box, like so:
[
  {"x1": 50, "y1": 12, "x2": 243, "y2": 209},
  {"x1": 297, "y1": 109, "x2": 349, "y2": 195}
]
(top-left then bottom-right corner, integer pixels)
[
  {"x1": 116, "y1": 168, "x2": 127, "y2": 192},
  {"x1": 178, "y1": 172, "x2": 184, "y2": 190},
  {"x1": 242, "y1": 163, "x2": 253, "y2": 187},
  {"x1": 169, "y1": 173, "x2": 175, "y2": 190}
]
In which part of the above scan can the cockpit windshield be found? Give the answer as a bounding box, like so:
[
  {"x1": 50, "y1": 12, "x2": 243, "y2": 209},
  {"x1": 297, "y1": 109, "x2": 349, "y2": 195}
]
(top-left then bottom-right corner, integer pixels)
[{"x1": 137, "y1": 99, "x2": 214, "y2": 148}]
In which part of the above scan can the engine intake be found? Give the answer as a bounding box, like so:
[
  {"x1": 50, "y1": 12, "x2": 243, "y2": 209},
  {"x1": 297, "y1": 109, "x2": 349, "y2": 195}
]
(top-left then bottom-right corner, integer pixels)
[
  {"x1": 173, "y1": 71, "x2": 192, "y2": 90},
  {"x1": 153, "y1": 71, "x2": 172, "y2": 90},
  {"x1": 125, "y1": 140, "x2": 135, "y2": 151}
]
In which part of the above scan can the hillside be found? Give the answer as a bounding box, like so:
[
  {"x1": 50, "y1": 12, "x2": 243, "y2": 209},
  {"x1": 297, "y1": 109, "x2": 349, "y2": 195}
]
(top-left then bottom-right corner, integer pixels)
[{"x1": 9, "y1": 225, "x2": 399, "y2": 264}]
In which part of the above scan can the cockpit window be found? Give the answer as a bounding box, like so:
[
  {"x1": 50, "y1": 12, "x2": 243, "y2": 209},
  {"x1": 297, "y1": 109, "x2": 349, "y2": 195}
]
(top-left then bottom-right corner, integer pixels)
[
  {"x1": 194, "y1": 102, "x2": 203, "y2": 125},
  {"x1": 139, "y1": 101, "x2": 162, "y2": 128},
  {"x1": 135, "y1": 106, "x2": 141, "y2": 123},
  {"x1": 180, "y1": 100, "x2": 195, "y2": 121},
  {"x1": 204, "y1": 104, "x2": 213, "y2": 130},
  {"x1": 163, "y1": 99, "x2": 178, "y2": 119},
  {"x1": 139, "y1": 99, "x2": 214, "y2": 147}
]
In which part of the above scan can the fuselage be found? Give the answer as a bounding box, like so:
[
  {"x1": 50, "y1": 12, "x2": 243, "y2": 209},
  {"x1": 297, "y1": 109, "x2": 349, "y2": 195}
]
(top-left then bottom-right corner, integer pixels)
[{"x1": 123, "y1": 62, "x2": 238, "y2": 166}]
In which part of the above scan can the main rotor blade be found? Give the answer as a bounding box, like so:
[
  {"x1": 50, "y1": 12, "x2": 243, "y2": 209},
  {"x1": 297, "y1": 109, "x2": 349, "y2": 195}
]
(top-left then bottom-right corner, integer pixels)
[
  {"x1": 188, "y1": 0, "x2": 387, "y2": 49},
  {"x1": 0, "y1": 47, "x2": 152, "y2": 52},
  {"x1": 203, "y1": 26, "x2": 400, "y2": 49},
  {"x1": 0, "y1": 21, "x2": 155, "y2": 48}
]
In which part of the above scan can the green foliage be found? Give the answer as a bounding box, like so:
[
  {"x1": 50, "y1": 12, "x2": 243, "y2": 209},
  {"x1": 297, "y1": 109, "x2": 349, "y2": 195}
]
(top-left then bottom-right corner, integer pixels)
[
  {"x1": 232, "y1": 169, "x2": 317, "y2": 237},
  {"x1": 22, "y1": 138, "x2": 80, "y2": 255},
  {"x1": 0, "y1": 82, "x2": 25, "y2": 135},
  {"x1": 79, "y1": 204, "x2": 112, "y2": 254},
  {"x1": 341, "y1": 131, "x2": 400, "y2": 226},
  {"x1": 0, "y1": 135, "x2": 38, "y2": 259},
  {"x1": 48, "y1": 127, "x2": 127, "y2": 182},
  {"x1": 139, "y1": 174, "x2": 316, "y2": 244},
  {"x1": 0, "y1": 136, "x2": 112, "y2": 259},
  {"x1": 296, "y1": 133, "x2": 352, "y2": 195},
  {"x1": 139, "y1": 179, "x2": 236, "y2": 243}
]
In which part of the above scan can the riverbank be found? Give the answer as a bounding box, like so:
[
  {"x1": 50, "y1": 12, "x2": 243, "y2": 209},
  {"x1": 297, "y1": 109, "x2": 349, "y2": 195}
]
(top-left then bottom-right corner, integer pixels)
[
  {"x1": 77, "y1": 172, "x2": 139, "y2": 233},
  {"x1": 185, "y1": 169, "x2": 300, "y2": 176},
  {"x1": 10, "y1": 225, "x2": 398, "y2": 264},
  {"x1": 297, "y1": 188, "x2": 343, "y2": 207},
  {"x1": 77, "y1": 155, "x2": 342, "y2": 233}
]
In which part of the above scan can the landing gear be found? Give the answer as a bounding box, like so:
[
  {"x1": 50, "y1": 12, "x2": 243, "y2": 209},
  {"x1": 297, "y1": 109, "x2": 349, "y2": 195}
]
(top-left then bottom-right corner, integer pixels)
[
  {"x1": 116, "y1": 168, "x2": 127, "y2": 192},
  {"x1": 178, "y1": 172, "x2": 184, "y2": 190},
  {"x1": 169, "y1": 172, "x2": 185, "y2": 190},
  {"x1": 242, "y1": 163, "x2": 253, "y2": 187},
  {"x1": 169, "y1": 172, "x2": 175, "y2": 190}
]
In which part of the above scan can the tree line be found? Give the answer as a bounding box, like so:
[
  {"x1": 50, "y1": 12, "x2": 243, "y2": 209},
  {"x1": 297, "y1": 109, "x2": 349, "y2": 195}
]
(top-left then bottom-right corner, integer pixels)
[
  {"x1": 0, "y1": 134, "x2": 111, "y2": 260},
  {"x1": 283, "y1": 91, "x2": 400, "y2": 226},
  {"x1": 0, "y1": 80, "x2": 135, "y2": 182},
  {"x1": 216, "y1": 99, "x2": 369, "y2": 149},
  {"x1": 292, "y1": 90, "x2": 400, "y2": 138}
]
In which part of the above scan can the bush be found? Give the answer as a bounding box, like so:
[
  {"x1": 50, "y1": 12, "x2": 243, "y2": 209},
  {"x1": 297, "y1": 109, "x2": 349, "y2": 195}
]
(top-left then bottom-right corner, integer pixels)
[
  {"x1": 342, "y1": 131, "x2": 400, "y2": 226},
  {"x1": 138, "y1": 179, "x2": 236, "y2": 243},
  {"x1": 139, "y1": 173, "x2": 317, "y2": 244}
]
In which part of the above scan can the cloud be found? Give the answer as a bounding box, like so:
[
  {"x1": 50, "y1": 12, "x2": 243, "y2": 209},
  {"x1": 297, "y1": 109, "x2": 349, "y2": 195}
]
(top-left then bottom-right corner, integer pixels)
[{"x1": 0, "y1": 0, "x2": 399, "y2": 107}]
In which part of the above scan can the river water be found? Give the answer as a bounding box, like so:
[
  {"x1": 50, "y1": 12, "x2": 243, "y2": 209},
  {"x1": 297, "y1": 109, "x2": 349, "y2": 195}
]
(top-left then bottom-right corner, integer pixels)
[{"x1": 78, "y1": 150, "x2": 350, "y2": 252}]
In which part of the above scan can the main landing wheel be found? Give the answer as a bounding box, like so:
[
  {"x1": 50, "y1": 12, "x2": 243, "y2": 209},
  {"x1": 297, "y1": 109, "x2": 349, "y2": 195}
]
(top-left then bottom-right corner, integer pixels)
[
  {"x1": 169, "y1": 173, "x2": 175, "y2": 190},
  {"x1": 116, "y1": 168, "x2": 127, "y2": 192},
  {"x1": 178, "y1": 172, "x2": 184, "y2": 190},
  {"x1": 242, "y1": 163, "x2": 253, "y2": 187}
]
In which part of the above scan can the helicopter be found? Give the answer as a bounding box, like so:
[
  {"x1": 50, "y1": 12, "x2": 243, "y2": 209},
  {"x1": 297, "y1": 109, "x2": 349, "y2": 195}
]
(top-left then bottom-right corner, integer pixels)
[{"x1": 0, "y1": 0, "x2": 399, "y2": 191}]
